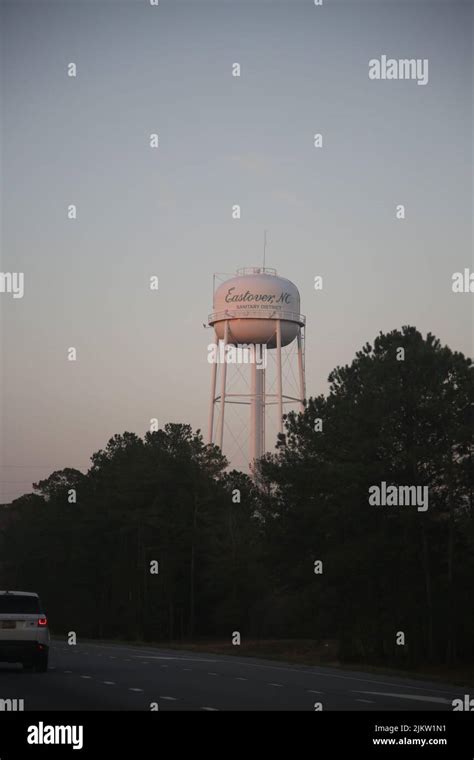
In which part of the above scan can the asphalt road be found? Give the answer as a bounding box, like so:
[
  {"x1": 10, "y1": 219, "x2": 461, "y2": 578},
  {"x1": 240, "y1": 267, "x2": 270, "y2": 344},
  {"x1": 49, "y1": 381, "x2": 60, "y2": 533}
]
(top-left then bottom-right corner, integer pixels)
[{"x1": 0, "y1": 641, "x2": 466, "y2": 711}]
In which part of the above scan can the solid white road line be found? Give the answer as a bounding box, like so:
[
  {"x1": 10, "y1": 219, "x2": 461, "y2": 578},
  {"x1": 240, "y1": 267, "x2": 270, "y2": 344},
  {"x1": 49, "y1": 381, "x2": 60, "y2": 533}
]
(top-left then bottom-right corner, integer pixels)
[
  {"x1": 354, "y1": 690, "x2": 451, "y2": 704},
  {"x1": 132, "y1": 655, "x2": 219, "y2": 662}
]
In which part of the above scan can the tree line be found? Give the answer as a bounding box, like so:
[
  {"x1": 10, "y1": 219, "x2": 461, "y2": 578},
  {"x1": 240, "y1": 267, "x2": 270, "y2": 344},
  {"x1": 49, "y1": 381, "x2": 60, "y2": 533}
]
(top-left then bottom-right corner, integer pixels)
[{"x1": 0, "y1": 326, "x2": 472, "y2": 668}]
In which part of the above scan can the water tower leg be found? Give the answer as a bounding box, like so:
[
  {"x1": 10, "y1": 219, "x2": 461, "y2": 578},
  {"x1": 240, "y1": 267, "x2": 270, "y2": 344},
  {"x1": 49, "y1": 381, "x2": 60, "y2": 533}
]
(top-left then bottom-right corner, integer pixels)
[
  {"x1": 260, "y1": 365, "x2": 266, "y2": 456},
  {"x1": 276, "y1": 320, "x2": 284, "y2": 434},
  {"x1": 250, "y1": 358, "x2": 265, "y2": 463},
  {"x1": 297, "y1": 326, "x2": 306, "y2": 412},
  {"x1": 250, "y1": 360, "x2": 257, "y2": 464},
  {"x1": 208, "y1": 331, "x2": 217, "y2": 444},
  {"x1": 218, "y1": 320, "x2": 229, "y2": 451}
]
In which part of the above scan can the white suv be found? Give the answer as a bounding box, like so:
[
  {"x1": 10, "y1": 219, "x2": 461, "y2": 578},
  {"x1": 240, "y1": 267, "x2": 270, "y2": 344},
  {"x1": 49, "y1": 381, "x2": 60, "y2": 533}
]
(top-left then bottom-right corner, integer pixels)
[{"x1": 0, "y1": 591, "x2": 50, "y2": 672}]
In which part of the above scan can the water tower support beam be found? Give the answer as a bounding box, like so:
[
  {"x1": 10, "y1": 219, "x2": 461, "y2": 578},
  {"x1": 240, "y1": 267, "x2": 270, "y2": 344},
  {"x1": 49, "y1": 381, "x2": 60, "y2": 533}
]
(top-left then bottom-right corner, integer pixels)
[
  {"x1": 250, "y1": 359, "x2": 265, "y2": 462},
  {"x1": 276, "y1": 320, "x2": 284, "y2": 434},
  {"x1": 297, "y1": 326, "x2": 306, "y2": 412},
  {"x1": 217, "y1": 320, "x2": 229, "y2": 451},
  {"x1": 208, "y1": 329, "x2": 218, "y2": 444},
  {"x1": 250, "y1": 361, "x2": 256, "y2": 463}
]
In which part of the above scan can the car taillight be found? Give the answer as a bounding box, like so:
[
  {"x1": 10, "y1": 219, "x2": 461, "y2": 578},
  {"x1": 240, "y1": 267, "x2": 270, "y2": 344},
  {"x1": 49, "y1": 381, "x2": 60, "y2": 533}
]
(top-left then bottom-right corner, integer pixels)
[{"x1": 38, "y1": 617, "x2": 48, "y2": 627}]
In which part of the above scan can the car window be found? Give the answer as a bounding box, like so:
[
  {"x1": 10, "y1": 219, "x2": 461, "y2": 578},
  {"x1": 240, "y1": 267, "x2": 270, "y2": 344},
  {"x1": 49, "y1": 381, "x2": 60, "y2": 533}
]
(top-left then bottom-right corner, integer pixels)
[{"x1": 0, "y1": 595, "x2": 41, "y2": 614}]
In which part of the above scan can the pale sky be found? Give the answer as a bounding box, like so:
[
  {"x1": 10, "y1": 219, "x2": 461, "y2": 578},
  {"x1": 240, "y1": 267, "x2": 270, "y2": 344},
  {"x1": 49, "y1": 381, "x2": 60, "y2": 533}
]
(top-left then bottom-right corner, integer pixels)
[{"x1": 1, "y1": 0, "x2": 472, "y2": 500}]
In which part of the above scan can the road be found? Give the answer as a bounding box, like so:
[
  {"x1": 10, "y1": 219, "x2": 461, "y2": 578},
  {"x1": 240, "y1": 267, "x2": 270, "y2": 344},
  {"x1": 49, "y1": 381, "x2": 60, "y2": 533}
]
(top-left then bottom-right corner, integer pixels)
[{"x1": 0, "y1": 640, "x2": 466, "y2": 711}]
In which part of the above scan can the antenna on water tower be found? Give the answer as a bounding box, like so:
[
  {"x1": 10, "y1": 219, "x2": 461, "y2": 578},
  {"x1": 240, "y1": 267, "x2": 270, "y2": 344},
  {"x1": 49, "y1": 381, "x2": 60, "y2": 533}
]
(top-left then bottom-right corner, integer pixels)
[{"x1": 263, "y1": 230, "x2": 267, "y2": 270}]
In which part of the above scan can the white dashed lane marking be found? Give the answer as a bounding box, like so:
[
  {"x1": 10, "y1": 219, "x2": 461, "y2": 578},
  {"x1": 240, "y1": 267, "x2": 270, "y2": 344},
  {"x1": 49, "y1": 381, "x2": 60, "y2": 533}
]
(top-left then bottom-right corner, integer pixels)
[
  {"x1": 63, "y1": 670, "x2": 72, "y2": 674},
  {"x1": 355, "y1": 699, "x2": 374, "y2": 703},
  {"x1": 103, "y1": 681, "x2": 115, "y2": 685},
  {"x1": 208, "y1": 672, "x2": 218, "y2": 676},
  {"x1": 129, "y1": 688, "x2": 144, "y2": 692},
  {"x1": 235, "y1": 677, "x2": 247, "y2": 681},
  {"x1": 201, "y1": 707, "x2": 219, "y2": 711},
  {"x1": 80, "y1": 675, "x2": 92, "y2": 679},
  {"x1": 307, "y1": 690, "x2": 323, "y2": 694},
  {"x1": 268, "y1": 683, "x2": 283, "y2": 687},
  {"x1": 160, "y1": 696, "x2": 177, "y2": 701}
]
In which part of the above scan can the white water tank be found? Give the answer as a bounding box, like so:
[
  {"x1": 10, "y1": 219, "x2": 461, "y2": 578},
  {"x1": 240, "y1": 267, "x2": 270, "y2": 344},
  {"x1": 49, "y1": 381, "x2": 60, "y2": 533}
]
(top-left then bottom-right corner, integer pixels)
[{"x1": 209, "y1": 267, "x2": 303, "y2": 348}]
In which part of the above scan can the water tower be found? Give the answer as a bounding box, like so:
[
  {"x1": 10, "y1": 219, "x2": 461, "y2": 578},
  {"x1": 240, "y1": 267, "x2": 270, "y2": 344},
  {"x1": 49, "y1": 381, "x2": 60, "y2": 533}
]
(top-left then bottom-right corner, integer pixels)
[{"x1": 207, "y1": 267, "x2": 306, "y2": 465}]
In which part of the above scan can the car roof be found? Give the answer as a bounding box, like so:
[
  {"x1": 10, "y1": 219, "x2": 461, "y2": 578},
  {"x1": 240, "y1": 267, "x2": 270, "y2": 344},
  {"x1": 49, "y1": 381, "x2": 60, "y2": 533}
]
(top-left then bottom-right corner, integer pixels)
[{"x1": 0, "y1": 591, "x2": 39, "y2": 597}]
